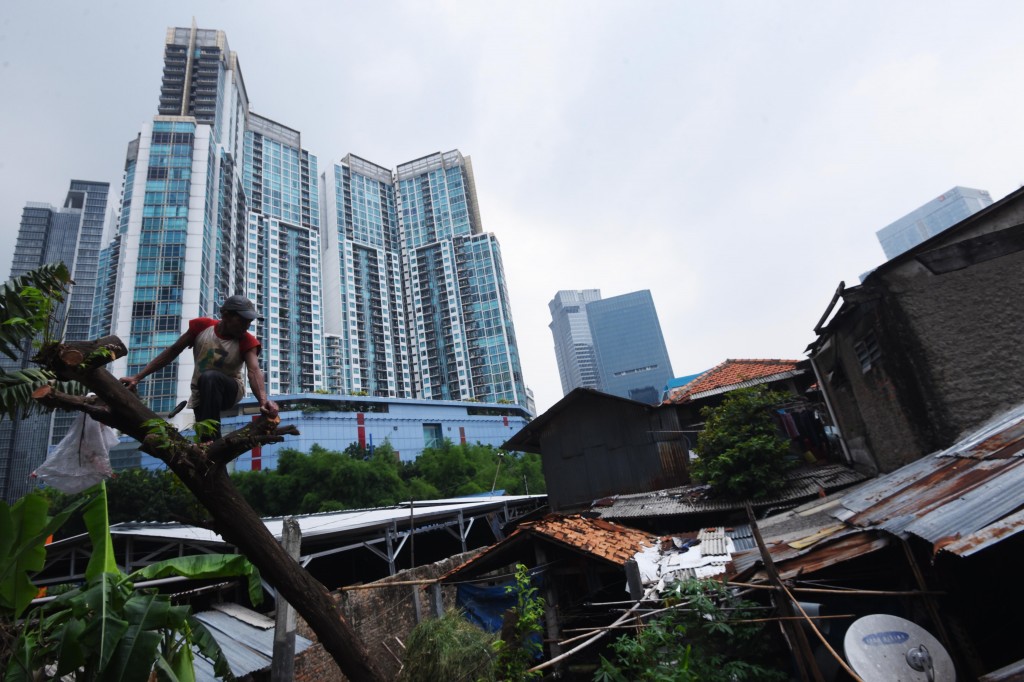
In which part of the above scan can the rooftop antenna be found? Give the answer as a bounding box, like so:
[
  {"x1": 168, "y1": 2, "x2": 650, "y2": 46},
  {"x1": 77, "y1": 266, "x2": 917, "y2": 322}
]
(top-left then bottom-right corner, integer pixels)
[{"x1": 843, "y1": 614, "x2": 955, "y2": 681}]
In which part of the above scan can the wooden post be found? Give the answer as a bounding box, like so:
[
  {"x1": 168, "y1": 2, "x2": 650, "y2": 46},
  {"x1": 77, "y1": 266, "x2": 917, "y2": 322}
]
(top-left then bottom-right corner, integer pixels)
[
  {"x1": 271, "y1": 517, "x2": 301, "y2": 682},
  {"x1": 746, "y1": 504, "x2": 823, "y2": 682}
]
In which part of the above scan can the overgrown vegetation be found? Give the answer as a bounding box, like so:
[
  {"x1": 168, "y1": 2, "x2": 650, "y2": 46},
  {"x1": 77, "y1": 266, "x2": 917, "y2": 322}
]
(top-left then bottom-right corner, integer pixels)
[
  {"x1": 399, "y1": 608, "x2": 497, "y2": 682},
  {"x1": 493, "y1": 564, "x2": 545, "y2": 681},
  {"x1": 595, "y1": 578, "x2": 787, "y2": 682},
  {"x1": 2, "y1": 483, "x2": 254, "y2": 680},
  {"x1": 230, "y1": 441, "x2": 545, "y2": 517},
  {"x1": 692, "y1": 386, "x2": 795, "y2": 499}
]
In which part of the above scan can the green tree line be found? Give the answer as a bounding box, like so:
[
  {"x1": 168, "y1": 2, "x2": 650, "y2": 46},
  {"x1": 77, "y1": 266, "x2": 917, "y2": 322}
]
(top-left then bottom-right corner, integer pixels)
[
  {"x1": 233, "y1": 440, "x2": 545, "y2": 516},
  {"x1": 46, "y1": 441, "x2": 545, "y2": 523}
]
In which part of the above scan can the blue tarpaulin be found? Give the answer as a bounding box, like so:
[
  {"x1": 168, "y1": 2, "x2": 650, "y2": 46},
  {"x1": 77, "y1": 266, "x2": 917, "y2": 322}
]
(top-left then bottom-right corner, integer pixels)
[
  {"x1": 457, "y1": 580, "x2": 517, "y2": 632},
  {"x1": 455, "y1": 569, "x2": 546, "y2": 633}
]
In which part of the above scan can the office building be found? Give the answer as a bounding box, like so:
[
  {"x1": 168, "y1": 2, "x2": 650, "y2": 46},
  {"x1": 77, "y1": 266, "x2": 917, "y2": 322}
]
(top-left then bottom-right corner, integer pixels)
[
  {"x1": 243, "y1": 113, "x2": 323, "y2": 394},
  {"x1": 549, "y1": 289, "x2": 673, "y2": 404},
  {"x1": 548, "y1": 289, "x2": 602, "y2": 396},
  {"x1": 0, "y1": 181, "x2": 110, "y2": 501},
  {"x1": 876, "y1": 186, "x2": 993, "y2": 260}
]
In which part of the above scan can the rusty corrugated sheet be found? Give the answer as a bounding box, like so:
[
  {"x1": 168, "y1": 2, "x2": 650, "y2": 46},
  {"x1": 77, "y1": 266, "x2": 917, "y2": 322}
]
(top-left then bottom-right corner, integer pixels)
[
  {"x1": 939, "y1": 507, "x2": 1024, "y2": 557},
  {"x1": 731, "y1": 531, "x2": 889, "y2": 581},
  {"x1": 834, "y1": 403, "x2": 1024, "y2": 557}
]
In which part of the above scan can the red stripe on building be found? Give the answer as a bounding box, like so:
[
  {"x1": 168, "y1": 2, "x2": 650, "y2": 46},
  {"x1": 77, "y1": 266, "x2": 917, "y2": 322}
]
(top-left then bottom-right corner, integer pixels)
[
  {"x1": 459, "y1": 427, "x2": 466, "y2": 444},
  {"x1": 251, "y1": 415, "x2": 262, "y2": 471},
  {"x1": 357, "y1": 412, "x2": 366, "y2": 448}
]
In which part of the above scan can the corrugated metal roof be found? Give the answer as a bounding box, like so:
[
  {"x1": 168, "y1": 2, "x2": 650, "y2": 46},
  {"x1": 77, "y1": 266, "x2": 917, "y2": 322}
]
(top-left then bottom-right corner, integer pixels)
[
  {"x1": 941, "y1": 507, "x2": 1024, "y2": 557},
  {"x1": 192, "y1": 604, "x2": 312, "y2": 681},
  {"x1": 729, "y1": 529, "x2": 889, "y2": 580},
  {"x1": 595, "y1": 464, "x2": 865, "y2": 519},
  {"x1": 72, "y1": 494, "x2": 542, "y2": 545},
  {"x1": 834, "y1": 403, "x2": 1024, "y2": 557}
]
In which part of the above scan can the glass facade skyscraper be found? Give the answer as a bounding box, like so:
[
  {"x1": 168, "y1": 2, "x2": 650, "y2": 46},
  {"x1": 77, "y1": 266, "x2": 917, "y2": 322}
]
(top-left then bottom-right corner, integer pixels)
[
  {"x1": 548, "y1": 289, "x2": 603, "y2": 396},
  {"x1": 396, "y1": 151, "x2": 525, "y2": 405},
  {"x1": 876, "y1": 186, "x2": 993, "y2": 260},
  {"x1": 7, "y1": 23, "x2": 531, "y2": 476},
  {"x1": 587, "y1": 290, "x2": 674, "y2": 404},
  {"x1": 549, "y1": 289, "x2": 673, "y2": 404},
  {"x1": 0, "y1": 181, "x2": 110, "y2": 501},
  {"x1": 110, "y1": 27, "x2": 250, "y2": 417}
]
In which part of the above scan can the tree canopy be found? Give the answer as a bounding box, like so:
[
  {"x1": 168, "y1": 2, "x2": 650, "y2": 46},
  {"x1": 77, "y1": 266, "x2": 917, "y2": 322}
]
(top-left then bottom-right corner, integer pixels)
[{"x1": 692, "y1": 386, "x2": 794, "y2": 499}]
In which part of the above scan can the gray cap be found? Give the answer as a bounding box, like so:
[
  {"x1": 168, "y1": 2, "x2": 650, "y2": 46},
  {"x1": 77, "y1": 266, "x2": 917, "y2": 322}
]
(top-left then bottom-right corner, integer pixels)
[{"x1": 221, "y1": 295, "x2": 259, "y2": 320}]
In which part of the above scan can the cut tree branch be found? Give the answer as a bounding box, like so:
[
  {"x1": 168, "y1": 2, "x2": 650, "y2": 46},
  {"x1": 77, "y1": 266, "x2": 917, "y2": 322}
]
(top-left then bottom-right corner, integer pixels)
[{"x1": 31, "y1": 335, "x2": 385, "y2": 682}]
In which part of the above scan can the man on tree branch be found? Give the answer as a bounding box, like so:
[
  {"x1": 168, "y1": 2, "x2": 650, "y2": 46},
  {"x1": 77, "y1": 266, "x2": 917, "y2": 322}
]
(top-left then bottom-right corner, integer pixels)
[{"x1": 120, "y1": 295, "x2": 279, "y2": 440}]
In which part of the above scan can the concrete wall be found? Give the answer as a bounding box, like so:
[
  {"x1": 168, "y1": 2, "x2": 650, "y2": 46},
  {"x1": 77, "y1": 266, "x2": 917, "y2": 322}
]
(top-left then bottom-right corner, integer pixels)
[
  {"x1": 293, "y1": 548, "x2": 483, "y2": 681},
  {"x1": 815, "y1": 193, "x2": 1024, "y2": 472}
]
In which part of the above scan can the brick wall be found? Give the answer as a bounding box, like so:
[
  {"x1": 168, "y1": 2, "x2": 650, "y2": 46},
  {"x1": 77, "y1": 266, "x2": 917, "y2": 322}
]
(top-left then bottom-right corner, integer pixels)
[{"x1": 293, "y1": 548, "x2": 483, "y2": 681}]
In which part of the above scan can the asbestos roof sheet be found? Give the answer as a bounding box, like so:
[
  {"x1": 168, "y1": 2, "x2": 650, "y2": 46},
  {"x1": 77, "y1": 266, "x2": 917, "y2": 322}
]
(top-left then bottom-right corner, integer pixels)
[
  {"x1": 833, "y1": 402, "x2": 1024, "y2": 557},
  {"x1": 662, "y1": 359, "x2": 804, "y2": 404},
  {"x1": 192, "y1": 603, "x2": 312, "y2": 681},
  {"x1": 595, "y1": 463, "x2": 865, "y2": 519}
]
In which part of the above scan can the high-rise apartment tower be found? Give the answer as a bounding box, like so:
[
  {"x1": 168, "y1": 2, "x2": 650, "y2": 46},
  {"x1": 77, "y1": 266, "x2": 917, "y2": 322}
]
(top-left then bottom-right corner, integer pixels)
[
  {"x1": 109, "y1": 26, "x2": 250, "y2": 417},
  {"x1": 321, "y1": 151, "x2": 526, "y2": 406}
]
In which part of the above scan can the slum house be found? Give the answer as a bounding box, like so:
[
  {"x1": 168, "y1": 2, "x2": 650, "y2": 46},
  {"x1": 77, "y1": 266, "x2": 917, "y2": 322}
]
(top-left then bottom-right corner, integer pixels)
[
  {"x1": 502, "y1": 388, "x2": 689, "y2": 511},
  {"x1": 726, "y1": 401, "x2": 1024, "y2": 680},
  {"x1": 661, "y1": 358, "x2": 838, "y2": 465},
  {"x1": 808, "y1": 184, "x2": 1024, "y2": 473},
  {"x1": 437, "y1": 514, "x2": 748, "y2": 676}
]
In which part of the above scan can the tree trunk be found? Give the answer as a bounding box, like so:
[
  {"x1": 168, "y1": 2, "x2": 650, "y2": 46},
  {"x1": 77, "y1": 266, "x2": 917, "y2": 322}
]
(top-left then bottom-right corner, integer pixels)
[{"x1": 33, "y1": 337, "x2": 385, "y2": 682}]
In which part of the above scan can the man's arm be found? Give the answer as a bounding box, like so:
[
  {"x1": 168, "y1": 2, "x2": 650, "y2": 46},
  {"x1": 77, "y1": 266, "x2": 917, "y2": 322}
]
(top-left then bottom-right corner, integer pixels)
[
  {"x1": 244, "y1": 348, "x2": 279, "y2": 418},
  {"x1": 120, "y1": 331, "x2": 193, "y2": 390}
]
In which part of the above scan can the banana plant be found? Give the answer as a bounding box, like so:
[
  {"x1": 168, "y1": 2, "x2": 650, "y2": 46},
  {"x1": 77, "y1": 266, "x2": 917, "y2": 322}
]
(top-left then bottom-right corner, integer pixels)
[{"x1": 3, "y1": 482, "x2": 261, "y2": 681}]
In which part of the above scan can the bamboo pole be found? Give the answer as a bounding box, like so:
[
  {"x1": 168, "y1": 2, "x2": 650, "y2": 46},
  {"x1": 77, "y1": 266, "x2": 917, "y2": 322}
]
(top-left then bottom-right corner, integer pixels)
[{"x1": 727, "y1": 580, "x2": 945, "y2": 597}]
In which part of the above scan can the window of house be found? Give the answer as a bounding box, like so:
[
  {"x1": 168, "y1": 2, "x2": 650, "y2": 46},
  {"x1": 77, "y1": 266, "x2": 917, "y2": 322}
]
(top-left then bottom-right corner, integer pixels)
[{"x1": 854, "y1": 330, "x2": 881, "y2": 373}]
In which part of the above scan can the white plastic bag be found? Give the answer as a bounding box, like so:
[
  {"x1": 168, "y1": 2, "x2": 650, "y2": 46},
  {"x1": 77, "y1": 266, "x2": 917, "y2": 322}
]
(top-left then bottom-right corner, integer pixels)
[{"x1": 33, "y1": 412, "x2": 118, "y2": 493}]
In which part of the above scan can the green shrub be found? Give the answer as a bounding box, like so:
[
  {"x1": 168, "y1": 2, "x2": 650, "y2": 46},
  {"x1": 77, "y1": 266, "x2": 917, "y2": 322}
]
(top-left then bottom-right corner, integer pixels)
[{"x1": 399, "y1": 609, "x2": 497, "y2": 682}]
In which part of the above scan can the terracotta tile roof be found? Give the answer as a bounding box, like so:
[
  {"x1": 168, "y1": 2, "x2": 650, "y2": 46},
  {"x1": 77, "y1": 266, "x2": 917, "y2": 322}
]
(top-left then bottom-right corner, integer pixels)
[
  {"x1": 524, "y1": 514, "x2": 656, "y2": 565},
  {"x1": 439, "y1": 514, "x2": 656, "y2": 581},
  {"x1": 663, "y1": 358, "x2": 803, "y2": 404}
]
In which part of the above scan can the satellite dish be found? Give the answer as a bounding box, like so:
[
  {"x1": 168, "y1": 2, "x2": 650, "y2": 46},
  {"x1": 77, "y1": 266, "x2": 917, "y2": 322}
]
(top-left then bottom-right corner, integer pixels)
[{"x1": 844, "y1": 614, "x2": 955, "y2": 682}]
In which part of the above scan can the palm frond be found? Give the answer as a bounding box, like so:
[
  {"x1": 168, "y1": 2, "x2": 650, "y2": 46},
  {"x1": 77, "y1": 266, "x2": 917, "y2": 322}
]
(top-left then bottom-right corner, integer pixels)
[
  {"x1": 0, "y1": 369, "x2": 86, "y2": 422},
  {"x1": 0, "y1": 263, "x2": 73, "y2": 360}
]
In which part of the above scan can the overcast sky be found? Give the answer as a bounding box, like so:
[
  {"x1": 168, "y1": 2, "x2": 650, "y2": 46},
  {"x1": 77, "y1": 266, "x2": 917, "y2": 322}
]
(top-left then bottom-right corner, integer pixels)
[{"x1": 2, "y1": 1, "x2": 1023, "y2": 414}]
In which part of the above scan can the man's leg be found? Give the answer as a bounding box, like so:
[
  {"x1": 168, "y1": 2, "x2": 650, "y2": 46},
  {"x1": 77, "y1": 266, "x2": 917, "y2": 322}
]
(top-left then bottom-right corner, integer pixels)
[{"x1": 195, "y1": 371, "x2": 237, "y2": 441}]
